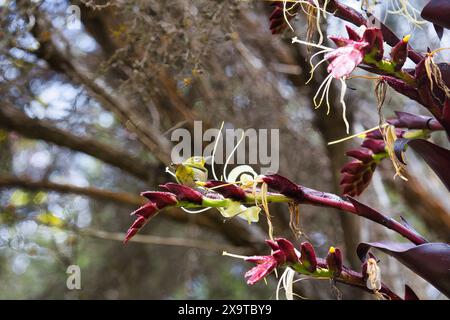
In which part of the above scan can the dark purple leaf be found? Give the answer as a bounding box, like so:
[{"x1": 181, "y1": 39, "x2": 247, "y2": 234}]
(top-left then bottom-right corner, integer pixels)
[
  {"x1": 421, "y1": 0, "x2": 450, "y2": 29},
  {"x1": 400, "y1": 216, "x2": 428, "y2": 242},
  {"x1": 404, "y1": 285, "x2": 420, "y2": 300},
  {"x1": 357, "y1": 242, "x2": 450, "y2": 298},
  {"x1": 434, "y1": 24, "x2": 444, "y2": 40},
  {"x1": 396, "y1": 139, "x2": 450, "y2": 192},
  {"x1": 348, "y1": 197, "x2": 428, "y2": 244},
  {"x1": 388, "y1": 111, "x2": 443, "y2": 130}
]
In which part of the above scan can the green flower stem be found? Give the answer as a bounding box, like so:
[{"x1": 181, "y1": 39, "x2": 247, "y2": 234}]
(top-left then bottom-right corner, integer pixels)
[{"x1": 363, "y1": 55, "x2": 416, "y2": 86}]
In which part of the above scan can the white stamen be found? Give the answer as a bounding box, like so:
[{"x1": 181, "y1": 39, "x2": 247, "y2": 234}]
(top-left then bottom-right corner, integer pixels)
[
  {"x1": 223, "y1": 131, "x2": 245, "y2": 182},
  {"x1": 165, "y1": 167, "x2": 177, "y2": 178},
  {"x1": 211, "y1": 121, "x2": 224, "y2": 181},
  {"x1": 340, "y1": 78, "x2": 350, "y2": 134},
  {"x1": 222, "y1": 251, "x2": 247, "y2": 260},
  {"x1": 313, "y1": 73, "x2": 333, "y2": 108},
  {"x1": 283, "y1": 1, "x2": 295, "y2": 32},
  {"x1": 181, "y1": 207, "x2": 212, "y2": 214},
  {"x1": 292, "y1": 36, "x2": 331, "y2": 51}
]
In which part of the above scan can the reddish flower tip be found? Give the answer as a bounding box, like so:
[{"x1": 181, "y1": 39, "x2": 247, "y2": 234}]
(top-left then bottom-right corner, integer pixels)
[
  {"x1": 123, "y1": 227, "x2": 139, "y2": 244},
  {"x1": 130, "y1": 202, "x2": 158, "y2": 219},
  {"x1": 346, "y1": 26, "x2": 361, "y2": 41},
  {"x1": 265, "y1": 239, "x2": 280, "y2": 251}
]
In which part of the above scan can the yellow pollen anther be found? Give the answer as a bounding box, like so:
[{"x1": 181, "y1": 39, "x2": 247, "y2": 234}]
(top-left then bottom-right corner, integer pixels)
[
  {"x1": 329, "y1": 246, "x2": 335, "y2": 254},
  {"x1": 403, "y1": 34, "x2": 411, "y2": 43}
]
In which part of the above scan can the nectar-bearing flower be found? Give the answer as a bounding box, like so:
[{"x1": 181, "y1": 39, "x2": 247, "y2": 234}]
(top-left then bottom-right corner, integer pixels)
[
  {"x1": 300, "y1": 242, "x2": 317, "y2": 273},
  {"x1": 224, "y1": 238, "x2": 299, "y2": 285},
  {"x1": 325, "y1": 39, "x2": 368, "y2": 79},
  {"x1": 390, "y1": 35, "x2": 410, "y2": 71},
  {"x1": 326, "y1": 246, "x2": 343, "y2": 278}
]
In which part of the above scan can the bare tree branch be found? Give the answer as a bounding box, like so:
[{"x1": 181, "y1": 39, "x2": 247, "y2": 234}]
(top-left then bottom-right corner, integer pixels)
[
  {"x1": 81, "y1": 228, "x2": 247, "y2": 254},
  {"x1": 0, "y1": 175, "x2": 266, "y2": 248},
  {"x1": 31, "y1": 13, "x2": 172, "y2": 165},
  {"x1": 0, "y1": 103, "x2": 155, "y2": 181}
]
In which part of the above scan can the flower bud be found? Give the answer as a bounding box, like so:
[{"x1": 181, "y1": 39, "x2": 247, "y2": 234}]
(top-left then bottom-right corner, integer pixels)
[
  {"x1": 300, "y1": 242, "x2": 317, "y2": 273},
  {"x1": 346, "y1": 25, "x2": 361, "y2": 41},
  {"x1": 340, "y1": 160, "x2": 365, "y2": 175},
  {"x1": 390, "y1": 35, "x2": 410, "y2": 71},
  {"x1": 260, "y1": 174, "x2": 304, "y2": 202},
  {"x1": 326, "y1": 246, "x2": 343, "y2": 278},
  {"x1": 361, "y1": 139, "x2": 386, "y2": 154},
  {"x1": 130, "y1": 202, "x2": 158, "y2": 219},
  {"x1": 345, "y1": 148, "x2": 374, "y2": 163},
  {"x1": 203, "y1": 180, "x2": 247, "y2": 201},
  {"x1": 140, "y1": 191, "x2": 178, "y2": 209},
  {"x1": 362, "y1": 28, "x2": 384, "y2": 61},
  {"x1": 159, "y1": 183, "x2": 203, "y2": 204},
  {"x1": 130, "y1": 215, "x2": 147, "y2": 229},
  {"x1": 275, "y1": 238, "x2": 299, "y2": 264}
]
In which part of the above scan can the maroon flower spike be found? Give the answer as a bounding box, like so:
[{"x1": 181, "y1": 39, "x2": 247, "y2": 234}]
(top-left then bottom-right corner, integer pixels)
[
  {"x1": 326, "y1": 247, "x2": 343, "y2": 278},
  {"x1": 140, "y1": 191, "x2": 178, "y2": 209},
  {"x1": 159, "y1": 183, "x2": 203, "y2": 204},
  {"x1": 260, "y1": 174, "x2": 304, "y2": 202},
  {"x1": 203, "y1": 180, "x2": 247, "y2": 201},
  {"x1": 300, "y1": 242, "x2": 317, "y2": 273}
]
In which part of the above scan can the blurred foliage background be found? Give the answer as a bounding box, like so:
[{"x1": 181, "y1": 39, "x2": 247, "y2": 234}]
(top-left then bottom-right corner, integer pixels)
[{"x1": 0, "y1": 0, "x2": 449, "y2": 299}]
